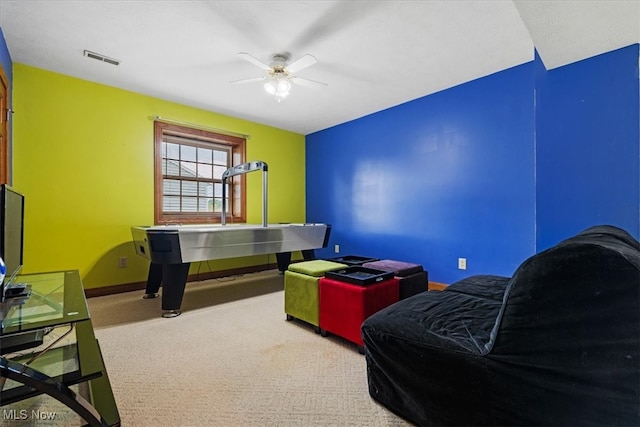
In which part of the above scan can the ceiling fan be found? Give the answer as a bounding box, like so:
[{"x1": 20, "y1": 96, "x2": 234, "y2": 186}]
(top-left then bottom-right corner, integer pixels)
[{"x1": 231, "y1": 52, "x2": 328, "y2": 102}]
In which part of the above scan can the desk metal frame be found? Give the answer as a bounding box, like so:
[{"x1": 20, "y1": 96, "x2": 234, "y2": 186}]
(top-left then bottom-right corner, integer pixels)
[{"x1": 0, "y1": 271, "x2": 120, "y2": 426}]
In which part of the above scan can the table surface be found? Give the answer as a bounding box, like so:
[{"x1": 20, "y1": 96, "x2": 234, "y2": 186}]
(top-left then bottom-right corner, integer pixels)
[
  {"x1": 135, "y1": 222, "x2": 326, "y2": 233},
  {"x1": 1, "y1": 271, "x2": 90, "y2": 336}
]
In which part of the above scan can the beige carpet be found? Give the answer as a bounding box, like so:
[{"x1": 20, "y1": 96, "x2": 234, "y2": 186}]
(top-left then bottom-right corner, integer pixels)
[{"x1": 88, "y1": 269, "x2": 411, "y2": 426}]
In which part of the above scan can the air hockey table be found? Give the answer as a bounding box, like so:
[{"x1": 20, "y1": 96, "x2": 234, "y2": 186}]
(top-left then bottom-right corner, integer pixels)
[
  {"x1": 132, "y1": 223, "x2": 331, "y2": 317},
  {"x1": 132, "y1": 160, "x2": 331, "y2": 317}
]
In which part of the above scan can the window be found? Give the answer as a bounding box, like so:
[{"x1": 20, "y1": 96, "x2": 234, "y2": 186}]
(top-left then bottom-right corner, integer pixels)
[{"x1": 154, "y1": 121, "x2": 246, "y2": 224}]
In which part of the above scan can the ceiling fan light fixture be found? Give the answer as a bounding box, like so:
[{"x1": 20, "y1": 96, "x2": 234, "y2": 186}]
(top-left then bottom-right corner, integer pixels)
[
  {"x1": 277, "y1": 79, "x2": 291, "y2": 93},
  {"x1": 264, "y1": 80, "x2": 277, "y2": 95},
  {"x1": 264, "y1": 76, "x2": 291, "y2": 101}
]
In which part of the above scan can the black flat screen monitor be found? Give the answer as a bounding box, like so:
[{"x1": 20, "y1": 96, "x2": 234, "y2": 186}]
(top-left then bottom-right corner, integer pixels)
[{"x1": 0, "y1": 184, "x2": 25, "y2": 300}]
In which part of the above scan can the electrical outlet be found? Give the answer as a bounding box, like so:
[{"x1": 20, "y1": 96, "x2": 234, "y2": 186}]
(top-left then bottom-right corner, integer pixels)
[
  {"x1": 119, "y1": 256, "x2": 128, "y2": 268},
  {"x1": 334, "y1": 244, "x2": 340, "y2": 253},
  {"x1": 458, "y1": 258, "x2": 467, "y2": 270}
]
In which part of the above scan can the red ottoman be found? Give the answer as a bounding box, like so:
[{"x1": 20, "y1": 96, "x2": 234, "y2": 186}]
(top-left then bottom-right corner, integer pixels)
[
  {"x1": 319, "y1": 277, "x2": 399, "y2": 351},
  {"x1": 362, "y1": 259, "x2": 428, "y2": 300}
]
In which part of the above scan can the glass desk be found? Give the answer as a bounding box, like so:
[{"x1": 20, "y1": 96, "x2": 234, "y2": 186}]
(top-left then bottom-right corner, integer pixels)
[{"x1": 1, "y1": 271, "x2": 120, "y2": 426}]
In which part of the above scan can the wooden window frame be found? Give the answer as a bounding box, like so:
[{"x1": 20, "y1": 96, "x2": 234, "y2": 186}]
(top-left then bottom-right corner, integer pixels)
[{"x1": 154, "y1": 121, "x2": 246, "y2": 225}]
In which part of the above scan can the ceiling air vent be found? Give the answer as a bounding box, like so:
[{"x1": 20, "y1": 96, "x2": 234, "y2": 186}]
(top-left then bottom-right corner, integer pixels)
[{"x1": 83, "y1": 50, "x2": 120, "y2": 66}]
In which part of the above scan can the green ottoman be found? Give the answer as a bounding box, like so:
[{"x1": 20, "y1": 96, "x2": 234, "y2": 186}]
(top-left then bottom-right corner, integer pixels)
[{"x1": 284, "y1": 260, "x2": 347, "y2": 329}]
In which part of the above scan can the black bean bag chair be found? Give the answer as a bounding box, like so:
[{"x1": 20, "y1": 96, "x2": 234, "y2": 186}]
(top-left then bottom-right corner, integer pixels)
[{"x1": 362, "y1": 225, "x2": 640, "y2": 426}]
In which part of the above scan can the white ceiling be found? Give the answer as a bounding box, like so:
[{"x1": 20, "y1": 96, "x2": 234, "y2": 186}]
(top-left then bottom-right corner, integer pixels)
[{"x1": 0, "y1": 1, "x2": 638, "y2": 135}]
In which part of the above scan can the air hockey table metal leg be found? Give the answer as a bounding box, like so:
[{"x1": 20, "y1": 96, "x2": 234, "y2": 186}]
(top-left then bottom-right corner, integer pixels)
[
  {"x1": 160, "y1": 263, "x2": 190, "y2": 318},
  {"x1": 143, "y1": 262, "x2": 163, "y2": 299},
  {"x1": 275, "y1": 250, "x2": 317, "y2": 273},
  {"x1": 275, "y1": 252, "x2": 291, "y2": 273},
  {"x1": 301, "y1": 249, "x2": 316, "y2": 261}
]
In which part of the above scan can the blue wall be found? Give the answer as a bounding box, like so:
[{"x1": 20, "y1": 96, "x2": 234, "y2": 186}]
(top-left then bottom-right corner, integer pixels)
[
  {"x1": 0, "y1": 28, "x2": 11, "y2": 82},
  {"x1": 0, "y1": 27, "x2": 13, "y2": 182},
  {"x1": 307, "y1": 45, "x2": 640, "y2": 284},
  {"x1": 307, "y1": 63, "x2": 536, "y2": 284},
  {"x1": 535, "y1": 45, "x2": 640, "y2": 250}
]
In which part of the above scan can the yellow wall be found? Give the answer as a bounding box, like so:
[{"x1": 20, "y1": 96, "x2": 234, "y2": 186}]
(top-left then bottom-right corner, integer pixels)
[{"x1": 13, "y1": 64, "x2": 306, "y2": 289}]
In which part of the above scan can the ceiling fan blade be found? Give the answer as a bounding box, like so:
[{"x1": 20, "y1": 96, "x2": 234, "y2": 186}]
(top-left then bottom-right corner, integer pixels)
[
  {"x1": 285, "y1": 54, "x2": 317, "y2": 74},
  {"x1": 291, "y1": 76, "x2": 327, "y2": 89},
  {"x1": 230, "y1": 76, "x2": 266, "y2": 84},
  {"x1": 237, "y1": 52, "x2": 272, "y2": 71},
  {"x1": 290, "y1": 2, "x2": 383, "y2": 52}
]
